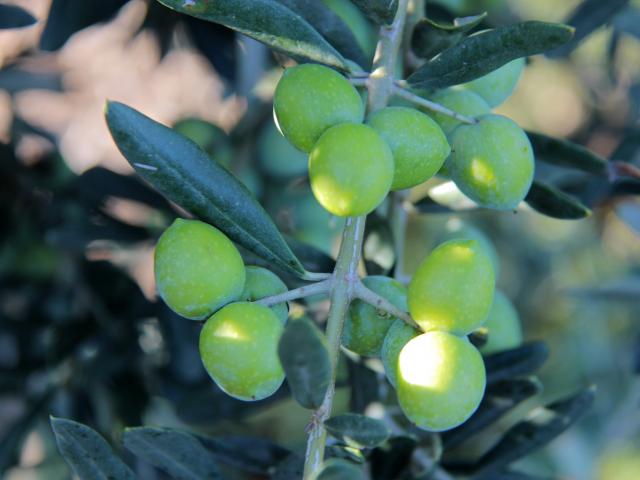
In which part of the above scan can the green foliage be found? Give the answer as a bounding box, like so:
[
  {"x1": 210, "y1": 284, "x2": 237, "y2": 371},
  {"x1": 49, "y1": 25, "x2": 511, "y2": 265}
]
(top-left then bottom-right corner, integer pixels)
[
  {"x1": 525, "y1": 181, "x2": 592, "y2": 219},
  {"x1": 324, "y1": 414, "x2": 390, "y2": 448},
  {"x1": 350, "y1": 0, "x2": 398, "y2": 26},
  {"x1": 411, "y1": 12, "x2": 487, "y2": 59},
  {"x1": 527, "y1": 131, "x2": 609, "y2": 176}
]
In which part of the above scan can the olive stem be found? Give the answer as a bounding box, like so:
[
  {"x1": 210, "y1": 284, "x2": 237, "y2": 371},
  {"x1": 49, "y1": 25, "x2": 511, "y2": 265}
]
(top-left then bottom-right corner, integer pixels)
[
  {"x1": 391, "y1": 84, "x2": 478, "y2": 124},
  {"x1": 301, "y1": 271, "x2": 333, "y2": 282},
  {"x1": 255, "y1": 279, "x2": 333, "y2": 307},
  {"x1": 353, "y1": 281, "x2": 420, "y2": 329}
]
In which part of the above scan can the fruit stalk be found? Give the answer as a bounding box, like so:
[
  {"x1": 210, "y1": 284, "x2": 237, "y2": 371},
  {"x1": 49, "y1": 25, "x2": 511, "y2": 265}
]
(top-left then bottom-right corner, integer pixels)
[{"x1": 302, "y1": 1, "x2": 409, "y2": 477}]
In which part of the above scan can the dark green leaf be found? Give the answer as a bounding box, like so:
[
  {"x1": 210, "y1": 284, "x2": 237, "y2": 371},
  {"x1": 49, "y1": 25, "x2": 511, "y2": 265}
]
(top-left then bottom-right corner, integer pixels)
[
  {"x1": 370, "y1": 436, "x2": 417, "y2": 480},
  {"x1": 278, "y1": 317, "x2": 331, "y2": 409},
  {"x1": 528, "y1": 131, "x2": 608, "y2": 175},
  {"x1": 272, "y1": 453, "x2": 304, "y2": 480},
  {"x1": 613, "y1": 6, "x2": 640, "y2": 39},
  {"x1": 0, "y1": 4, "x2": 37, "y2": 29},
  {"x1": 326, "y1": 445, "x2": 366, "y2": 464},
  {"x1": 611, "y1": 129, "x2": 640, "y2": 164},
  {"x1": 196, "y1": 435, "x2": 291, "y2": 474},
  {"x1": 411, "y1": 13, "x2": 487, "y2": 59},
  {"x1": 155, "y1": 0, "x2": 348, "y2": 70},
  {"x1": 123, "y1": 427, "x2": 222, "y2": 479},
  {"x1": 275, "y1": 0, "x2": 368, "y2": 67},
  {"x1": 105, "y1": 101, "x2": 306, "y2": 277},
  {"x1": 325, "y1": 413, "x2": 390, "y2": 448},
  {"x1": 442, "y1": 378, "x2": 543, "y2": 449},
  {"x1": 525, "y1": 181, "x2": 591, "y2": 220},
  {"x1": 317, "y1": 458, "x2": 365, "y2": 480},
  {"x1": 407, "y1": 21, "x2": 574, "y2": 89},
  {"x1": 472, "y1": 387, "x2": 596, "y2": 476},
  {"x1": 50, "y1": 417, "x2": 135, "y2": 480},
  {"x1": 351, "y1": 0, "x2": 398, "y2": 25},
  {"x1": 548, "y1": 0, "x2": 630, "y2": 58},
  {"x1": 485, "y1": 341, "x2": 550, "y2": 384}
]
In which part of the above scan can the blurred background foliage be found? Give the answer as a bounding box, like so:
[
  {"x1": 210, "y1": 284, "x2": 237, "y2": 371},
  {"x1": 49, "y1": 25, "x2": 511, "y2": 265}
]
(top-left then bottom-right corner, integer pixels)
[{"x1": 0, "y1": 0, "x2": 639, "y2": 478}]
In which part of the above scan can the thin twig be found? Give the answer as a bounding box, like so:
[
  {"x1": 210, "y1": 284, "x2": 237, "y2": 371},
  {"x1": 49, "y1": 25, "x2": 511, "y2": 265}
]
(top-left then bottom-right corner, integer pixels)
[
  {"x1": 354, "y1": 281, "x2": 420, "y2": 329},
  {"x1": 301, "y1": 271, "x2": 333, "y2": 282},
  {"x1": 349, "y1": 77, "x2": 368, "y2": 87},
  {"x1": 392, "y1": 84, "x2": 478, "y2": 125},
  {"x1": 255, "y1": 279, "x2": 332, "y2": 307}
]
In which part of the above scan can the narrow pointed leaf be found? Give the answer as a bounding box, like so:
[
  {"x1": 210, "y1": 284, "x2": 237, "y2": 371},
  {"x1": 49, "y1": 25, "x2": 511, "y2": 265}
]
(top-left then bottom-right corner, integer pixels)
[
  {"x1": 0, "y1": 4, "x2": 37, "y2": 29},
  {"x1": 325, "y1": 413, "x2": 390, "y2": 448},
  {"x1": 484, "y1": 341, "x2": 549, "y2": 384},
  {"x1": 155, "y1": 0, "x2": 348, "y2": 70},
  {"x1": 278, "y1": 317, "x2": 331, "y2": 409},
  {"x1": 105, "y1": 101, "x2": 306, "y2": 277},
  {"x1": 196, "y1": 435, "x2": 291, "y2": 474},
  {"x1": 411, "y1": 13, "x2": 487, "y2": 59},
  {"x1": 407, "y1": 21, "x2": 574, "y2": 89},
  {"x1": 50, "y1": 417, "x2": 135, "y2": 480},
  {"x1": 611, "y1": 129, "x2": 640, "y2": 163},
  {"x1": 525, "y1": 181, "x2": 591, "y2": 220},
  {"x1": 528, "y1": 131, "x2": 608, "y2": 175},
  {"x1": 351, "y1": 0, "x2": 398, "y2": 25},
  {"x1": 123, "y1": 427, "x2": 222, "y2": 479},
  {"x1": 548, "y1": 0, "x2": 630, "y2": 58}
]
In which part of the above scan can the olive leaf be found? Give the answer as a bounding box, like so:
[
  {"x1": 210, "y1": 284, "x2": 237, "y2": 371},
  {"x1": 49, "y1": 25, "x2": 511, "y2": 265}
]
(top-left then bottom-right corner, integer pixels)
[
  {"x1": 0, "y1": 4, "x2": 37, "y2": 29},
  {"x1": 155, "y1": 0, "x2": 348, "y2": 71},
  {"x1": 407, "y1": 21, "x2": 574, "y2": 89},
  {"x1": 105, "y1": 101, "x2": 307, "y2": 277},
  {"x1": 50, "y1": 417, "x2": 135, "y2": 480},
  {"x1": 278, "y1": 317, "x2": 331, "y2": 409},
  {"x1": 484, "y1": 341, "x2": 550, "y2": 384},
  {"x1": 525, "y1": 181, "x2": 591, "y2": 220},
  {"x1": 351, "y1": 0, "x2": 398, "y2": 25},
  {"x1": 324, "y1": 413, "x2": 390, "y2": 449},
  {"x1": 316, "y1": 458, "x2": 365, "y2": 479},
  {"x1": 411, "y1": 13, "x2": 487, "y2": 59},
  {"x1": 123, "y1": 427, "x2": 222, "y2": 479},
  {"x1": 528, "y1": 131, "x2": 608, "y2": 176}
]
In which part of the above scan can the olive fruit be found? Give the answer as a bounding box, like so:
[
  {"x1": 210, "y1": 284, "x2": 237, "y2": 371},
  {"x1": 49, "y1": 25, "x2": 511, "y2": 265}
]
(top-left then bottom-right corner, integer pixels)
[
  {"x1": 438, "y1": 219, "x2": 500, "y2": 278},
  {"x1": 381, "y1": 319, "x2": 420, "y2": 388},
  {"x1": 427, "y1": 88, "x2": 491, "y2": 136},
  {"x1": 367, "y1": 107, "x2": 450, "y2": 190},
  {"x1": 309, "y1": 123, "x2": 393, "y2": 217},
  {"x1": 480, "y1": 290, "x2": 523, "y2": 354},
  {"x1": 408, "y1": 239, "x2": 495, "y2": 335},
  {"x1": 343, "y1": 276, "x2": 408, "y2": 356},
  {"x1": 239, "y1": 266, "x2": 289, "y2": 323},
  {"x1": 461, "y1": 58, "x2": 525, "y2": 107},
  {"x1": 273, "y1": 64, "x2": 364, "y2": 152},
  {"x1": 397, "y1": 331, "x2": 486, "y2": 431},
  {"x1": 448, "y1": 114, "x2": 534, "y2": 210},
  {"x1": 154, "y1": 219, "x2": 245, "y2": 320},
  {"x1": 199, "y1": 302, "x2": 285, "y2": 401}
]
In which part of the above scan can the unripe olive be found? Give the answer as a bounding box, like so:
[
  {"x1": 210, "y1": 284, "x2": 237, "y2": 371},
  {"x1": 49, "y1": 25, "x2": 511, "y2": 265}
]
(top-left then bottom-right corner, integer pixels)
[
  {"x1": 154, "y1": 219, "x2": 245, "y2": 320},
  {"x1": 427, "y1": 88, "x2": 491, "y2": 136},
  {"x1": 448, "y1": 114, "x2": 534, "y2": 210},
  {"x1": 367, "y1": 107, "x2": 450, "y2": 190},
  {"x1": 239, "y1": 266, "x2": 288, "y2": 323},
  {"x1": 397, "y1": 331, "x2": 486, "y2": 431},
  {"x1": 199, "y1": 302, "x2": 285, "y2": 401},
  {"x1": 381, "y1": 319, "x2": 419, "y2": 388},
  {"x1": 461, "y1": 58, "x2": 525, "y2": 107},
  {"x1": 438, "y1": 219, "x2": 500, "y2": 278},
  {"x1": 309, "y1": 123, "x2": 393, "y2": 217},
  {"x1": 343, "y1": 276, "x2": 408, "y2": 356},
  {"x1": 257, "y1": 120, "x2": 308, "y2": 180},
  {"x1": 480, "y1": 290, "x2": 523, "y2": 355},
  {"x1": 408, "y1": 239, "x2": 495, "y2": 335},
  {"x1": 273, "y1": 64, "x2": 364, "y2": 152}
]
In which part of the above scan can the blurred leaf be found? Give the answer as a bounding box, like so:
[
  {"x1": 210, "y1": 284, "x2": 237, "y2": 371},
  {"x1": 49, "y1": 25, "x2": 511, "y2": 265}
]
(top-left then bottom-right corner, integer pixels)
[
  {"x1": 470, "y1": 387, "x2": 596, "y2": 476},
  {"x1": 123, "y1": 427, "x2": 222, "y2": 479},
  {"x1": 564, "y1": 276, "x2": 640, "y2": 302},
  {"x1": 285, "y1": 236, "x2": 337, "y2": 276},
  {"x1": 485, "y1": 342, "x2": 550, "y2": 384},
  {"x1": 50, "y1": 417, "x2": 135, "y2": 480},
  {"x1": 442, "y1": 378, "x2": 543, "y2": 449},
  {"x1": 155, "y1": 0, "x2": 348, "y2": 70},
  {"x1": 611, "y1": 129, "x2": 640, "y2": 164},
  {"x1": 326, "y1": 445, "x2": 365, "y2": 464},
  {"x1": 411, "y1": 13, "x2": 487, "y2": 59},
  {"x1": 196, "y1": 435, "x2": 291, "y2": 474},
  {"x1": 407, "y1": 21, "x2": 574, "y2": 89},
  {"x1": 364, "y1": 215, "x2": 395, "y2": 275},
  {"x1": 548, "y1": 0, "x2": 630, "y2": 58},
  {"x1": 0, "y1": 4, "x2": 37, "y2": 29},
  {"x1": 525, "y1": 181, "x2": 591, "y2": 220},
  {"x1": 105, "y1": 101, "x2": 306, "y2": 277},
  {"x1": 272, "y1": 453, "x2": 304, "y2": 479},
  {"x1": 369, "y1": 436, "x2": 417, "y2": 480},
  {"x1": 612, "y1": 6, "x2": 640, "y2": 39},
  {"x1": 275, "y1": 0, "x2": 368, "y2": 67},
  {"x1": 527, "y1": 131, "x2": 608, "y2": 176},
  {"x1": 350, "y1": 0, "x2": 398, "y2": 25},
  {"x1": 347, "y1": 357, "x2": 380, "y2": 414},
  {"x1": 325, "y1": 413, "x2": 390, "y2": 448},
  {"x1": 317, "y1": 458, "x2": 365, "y2": 479},
  {"x1": 278, "y1": 317, "x2": 331, "y2": 409}
]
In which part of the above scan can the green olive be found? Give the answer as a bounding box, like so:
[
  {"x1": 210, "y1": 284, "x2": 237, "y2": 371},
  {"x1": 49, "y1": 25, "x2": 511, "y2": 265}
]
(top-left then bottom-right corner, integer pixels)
[
  {"x1": 343, "y1": 276, "x2": 408, "y2": 356},
  {"x1": 461, "y1": 58, "x2": 525, "y2": 107},
  {"x1": 309, "y1": 123, "x2": 393, "y2": 217},
  {"x1": 381, "y1": 319, "x2": 420, "y2": 388},
  {"x1": 239, "y1": 266, "x2": 289, "y2": 323},
  {"x1": 397, "y1": 331, "x2": 486, "y2": 431},
  {"x1": 480, "y1": 290, "x2": 523, "y2": 355},
  {"x1": 427, "y1": 88, "x2": 491, "y2": 137},
  {"x1": 199, "y1": 302, "x2": 285, "y2": 401},
  {"x1": 367, "y1": 107, "x2": 450, "y2": 190},
  {"x1": 273, "y1": 64, "x2": 364, "y2": 152},
  {"x1": 438, "y1": 219, "x2": 500, "y2": 278},
  {"x1": 448, "y1": 114, "x2": 534, "y2": 210},
  {"x1": 408, "y1": 239, "x2": 495, "y2": 335},
  {"x1": 154, "y1": 219, "x2": 245, "y2": 320}
]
